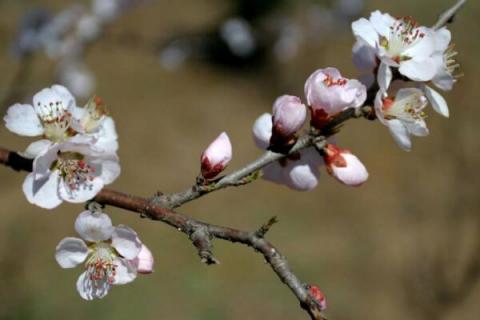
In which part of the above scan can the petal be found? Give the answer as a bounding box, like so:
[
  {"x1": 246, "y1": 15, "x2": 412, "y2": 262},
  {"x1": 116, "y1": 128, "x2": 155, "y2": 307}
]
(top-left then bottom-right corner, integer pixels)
[
  {"x1": 285, "y1": 162, "x2": 320, "y2": 191},
  {"x1": 111, "y1": 226, "x2": 142, "y2": 259},
  {"x1": 4, "y1": 104, "x2": 44, "y2": 136},
  {"x1": 352, "y1": 40, "x2": 378, "y2": 72},
  {"x1": 89, "y1": 155, "x2": 120, "y2": 185},
  {"x1": 74, "y1": 210, "x2": 114, "y2": 242},
  {"x1": 330, "y1": 153, "x2": 369, "y2": 187},
  {"x1": 21, "y1": 140, "x2": 52, "y2": 159},
  {"x1": 58, "y1": 176, "x2": 104, "y2": 203},
  {"x1": 399, "y1": 57, "x2": 437, "y2": 81},
  {"x1": 23, "y1": 171, "x2": 62, "y2": 209},
  {"x1": 252, "y1": 113, "x2": 273, "y2": 150},
  {"x1": 76, "y1": 271, "x2": 111, "y2": 300},
  {"x1": 262, "y1": 161, "x2": 288, "y2": 185},
  {"x1": 387, "y1": 119, "x2": 412, "y2": 151},
  {"x1": 92, "y1": 117, "x2": 119, "y2": 153},
  {"x1": 51, "y1": 84, "x2": 76, "y2": 110},
  {"x1": 351, "y1": 17, "x2": 379, "y2": 48},
  {"x1": 434, "y1": 27, "x2": 451, "y2": 52},
  {"x1": 424, "y1": 85, "x2": 449, "y2": 117},
  {"x1": 55, "y1": 237, "x2": 89, "y2": 268},
  {"x1": 403, "y1": 28, "x2": 436, "y2": 58},
  {"x1": 405, "y1": 120, "x2": 429, "y2": 137},
  {"x1": 113, "y1": 258, "x2": 137, "y2": 285},
  {"x1": 377, "y1": 62, "x2": 392, "y2": 91},
  {"x1": 131, "y1": 244, "x2": 154, "y2": 274},
  {"x1": 369, "y1": 11, "x2": 396, "y2": 38}
]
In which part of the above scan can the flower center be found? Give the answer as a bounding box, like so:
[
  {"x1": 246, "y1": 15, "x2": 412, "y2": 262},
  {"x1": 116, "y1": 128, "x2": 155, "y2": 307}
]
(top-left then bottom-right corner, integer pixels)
[
  {"x1": 382, "y1": 16, "x2": 425, "y2": 59},
  {"x1": 85, "y1": 243, "x2": 117, "y2": 285},
  {"x1": 323, "y1": 74, "x2": 347, "y2": 87},
  {"x1": 382, "y1": 93, "x2": 427, "y2": 123},
  {"x1": 52, "y1": 152, "x2": 96, "y2": 191},
  {"x1": 81, "y1": 96, "x2": 109, "y2": 133},
  {"x1": 36, "y1": 99, "x2": 72, "y2": 142}
]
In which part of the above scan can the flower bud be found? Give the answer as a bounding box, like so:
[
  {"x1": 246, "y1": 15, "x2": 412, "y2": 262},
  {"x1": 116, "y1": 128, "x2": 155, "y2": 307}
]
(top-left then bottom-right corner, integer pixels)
[
  {"x1": 201, "y1": 132, "x2": 232, "y2": 179},
  {"x1": 322, "y1": 144, "x2": 368, "y2": 186},
  {"x1": 306, "y1": 285, "x2": 327, "y2": 311},
  {"x1": 132, "y1": 244, "x2": 154, "y2": 274},
  {"x1": 305, "y1": 68, "x2": 366, "y2": 129},
  {"x1": 271, "y1": 95, "x2": 307, "y2": 146}
]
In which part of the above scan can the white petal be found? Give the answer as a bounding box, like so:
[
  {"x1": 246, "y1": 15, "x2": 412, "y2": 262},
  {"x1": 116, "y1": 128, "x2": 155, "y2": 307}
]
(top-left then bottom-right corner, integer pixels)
[
  {"x1": 23, "y1": 171, "x2": 62, "y2": 209},
  {"x1": 434, "y1": 27, "x2": 451, "y2": 52},
  {"x1": 351, "y1": 17, "x2": 378, "y2": 48},
  {"x1": 403, "y1": 28, "x2": 436, "y2": 58},
  {"x1": 111, "y1": 226, "x2": 142, "y2": 259},
  {"x1": 405, "y1": 120, "x2": 429, "y2": 137},
  {"x1": 76, "y1": 271, "x2": 111, "y2": 300},
  {"x1": 377, "y1": 62, "x2": 392, "y2": 91},
  {"x1": 55, "y1": 237, "x2": 89, "y2": 268},
  {"x1": 21, "y1": 140, "x2": 52, "y2": 159},
  {"x1": 51, "y1": 84, "x2": 76, "y2": 110},
  {"x1": 369, "y1": 11, "x2": 395, "y2": 38},
  {"x1": 4, "y1": 104, "x2": 44, "y2": 136},
  {"x1": 285, "y1": 162, "x2": 320, "y2": 191},
  {"x1": 424, "y1": 85, "x2": 449, "y2": 117},
  {"x1": 74, "y1": 210, "x2": 114, "y2": 242},
  {"x1": 352, "y1": 40, "x2": 378, "y2": 72},
  {"x1": 330, "y1": 153, "x2": 368, "y2": 187},
  {"x1": 387, "y1": 120, "x2": 412, "y2": 151},
  {"x1": 252, "y1": 113, "x2": 273, "y2": 149},
  {"x1": 113, "y1": 258, "x2": 137, "y2": 285},
  {"x1": 94, "y1": 156, "x2": 121, "y2": 185},
  {"x1": 92, "y1": 117, "x2": 119, "y2": 153},
  {"x1": 399, "y1": 58, "x2": 437, "y2": 81},
  {"x1": 58, "y1": 176, "x2": 104, "y2": 203}
]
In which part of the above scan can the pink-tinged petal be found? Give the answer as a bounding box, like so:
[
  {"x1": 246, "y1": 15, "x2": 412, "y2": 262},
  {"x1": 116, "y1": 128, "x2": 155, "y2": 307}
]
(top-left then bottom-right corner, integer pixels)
[
  {"x1": 131, "y1": 244, "x2": 154, "y2": 274},
  {"x1": 111, "y1": 225, "x2": 142, "y2": 259},
  {"x1": 200, "y1": 132, "x2": 232, "y2": 179},
  {"x1": 377, "y1": 62, "x2": 392, "y2": 91},
  {"x1": 262, "y1": 161, "x2": 287, "y2": 185},
  {"x1": 345, "y1": 79, "x2": 367, "y2": 108},
  {"x1": 22, "y1": 140, "x2": 52, "y2": 159},
  {"x1": 387, "y1": 119, "x2": 412, "y2": 151},
  {"x1": 369, "y1": 10, "x2": 395, "y2": 38},
  {"x1": 351, "y1": 17, "x2": 379, "y2": 48},
  {"x1": 113, "y1": 258, "x2": 137, "y2": 285},
  {"x1": 74, "y1": 210, "x2": 114, "y2": 242},
  {"x1": 55, "y1": 237, "x2": 89, "y2": 268},
  {"x1": 285, "y1": 162, "x2": 319, "y2": 191},
  {"x1": 399, "y1": 57, "x2": 437, "y2": 81},
  {"x1": 352, "y1": 40, "x2": 378, "y2": 72},
  {"x1": 271, "y1": 95, "x2": 307, "y2": 140},
  {"x1": 329, "y1": 153, "x2": 368, "y2": 187},
  {"x1": 424, "y1": 85, "x2": 449, "y2": 117},
  {"x1": 4, "y1": 104, "x2": 44, "y2": 136},
  {"x1": 76, "y1": 271, "x2": 111, "y2": 300},
  {"x1": 252, "y1": 113, "x2": 272, "y2": 150},
  {"x1": 23, "y1": 171, "x2": 62, "y2": 209},
  {"x1": 58, "y1": 176, "x2": 104, "y2": 203}
]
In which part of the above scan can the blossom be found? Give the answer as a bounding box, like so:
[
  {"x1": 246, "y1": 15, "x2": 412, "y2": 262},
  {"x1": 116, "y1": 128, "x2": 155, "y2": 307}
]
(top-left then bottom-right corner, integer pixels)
[
  {"x1": 271, "y1": 95, "x2": 307, "y2": 145},
  {"x1": 374, "y1": 88, "x2": 429, "y2": 151},
  {"x1": 305, "y1": 68, "x2": 366, "y2": 128},
  {"x1": 252, "y1": 113, "x2": 322, "y2": 191},
  {"x1": 322, "y1": 144, "x2": 368, "y2": 186},
  {"x1": 200, "y1": 132, "x2": 232, "y2": 179},
  {"x1": 352, "y1": 11, "x2": 440, "y2": 87},
  {"x1": 23, "y1": 142, "x2": 120, "y2": 209},
  {"x1": 55, "y1": 210, "x2": 153, "y2": 300}
]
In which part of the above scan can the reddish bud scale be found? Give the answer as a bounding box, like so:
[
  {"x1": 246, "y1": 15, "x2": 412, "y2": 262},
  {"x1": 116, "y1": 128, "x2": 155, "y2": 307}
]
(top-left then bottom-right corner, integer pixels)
[
  {"x1": 306, "y1": 285, "x2": 327, "y2": 311},
  {"x1": 201, "y1": 157, "x2": 226, "y2": 180},
  {"x1": 322, "y1": 144, "x2": 348, "y2": 175},
  {"x1": 309, "y1": 108, "x2": 332, "y2": 130}
]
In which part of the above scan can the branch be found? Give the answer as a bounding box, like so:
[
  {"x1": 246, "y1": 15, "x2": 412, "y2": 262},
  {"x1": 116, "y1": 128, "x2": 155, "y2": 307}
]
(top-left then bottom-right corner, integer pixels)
[
  {"x1": 433, "y1": 0, "x2": 467, "y2": 30},
  {"x1": 0, "y1": 146, "x2": 326, "y2": 320}
]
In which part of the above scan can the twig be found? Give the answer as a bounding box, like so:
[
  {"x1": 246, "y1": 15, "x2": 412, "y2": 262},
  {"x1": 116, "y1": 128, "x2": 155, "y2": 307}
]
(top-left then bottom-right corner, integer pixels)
[
  {"x1": 0, "y1": 146, "x2": 325, "y2": 320},
  {"x1": 432, "y1": 0, "x2": 467, "y2": 30}
]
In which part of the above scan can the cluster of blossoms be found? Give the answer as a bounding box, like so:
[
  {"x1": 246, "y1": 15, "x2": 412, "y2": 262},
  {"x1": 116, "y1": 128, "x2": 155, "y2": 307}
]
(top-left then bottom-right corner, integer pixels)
[
  {"x1": 352, "y1": 11, "x2": 458, "y2": 150},
  {"x1": 4, "y1": 85, "x2": 120, "y2": 209}
]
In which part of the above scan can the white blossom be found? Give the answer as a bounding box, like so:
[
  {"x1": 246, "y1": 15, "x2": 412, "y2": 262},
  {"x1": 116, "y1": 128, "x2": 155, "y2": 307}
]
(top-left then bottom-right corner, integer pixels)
[{"x1": 55, "y1": 210, "x2": 153, "y2": 300}]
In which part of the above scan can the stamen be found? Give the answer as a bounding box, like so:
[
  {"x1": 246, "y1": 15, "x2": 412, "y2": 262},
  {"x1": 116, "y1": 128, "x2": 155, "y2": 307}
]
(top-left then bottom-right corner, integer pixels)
[{"x1": 53, "y1": 152, "x2": 96, "y2": 191}]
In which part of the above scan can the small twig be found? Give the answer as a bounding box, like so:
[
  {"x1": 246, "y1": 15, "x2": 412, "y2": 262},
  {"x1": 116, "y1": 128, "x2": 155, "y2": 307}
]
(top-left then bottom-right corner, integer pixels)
[
  {"x1": 432, "y1": 0, "x2": 467, "y2": 30},
  {"x1": 256, "y1": 216, "x2": 279, "y2": 238}
]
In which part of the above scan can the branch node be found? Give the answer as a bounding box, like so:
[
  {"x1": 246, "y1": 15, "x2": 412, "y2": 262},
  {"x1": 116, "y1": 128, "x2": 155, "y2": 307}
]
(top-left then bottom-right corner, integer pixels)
[
  {"x1": 189, "y1": 226, "x2": 220, "y2": 265},
  {"x1": 255, "y1": 216, "x2": 279, "y2": 238}
]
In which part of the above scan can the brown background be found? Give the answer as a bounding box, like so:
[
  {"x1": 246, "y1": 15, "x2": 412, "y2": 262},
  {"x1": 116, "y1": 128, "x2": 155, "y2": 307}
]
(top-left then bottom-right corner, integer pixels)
[{"x1": 0, "y1": 0, "x2": 479, "y2": 319}]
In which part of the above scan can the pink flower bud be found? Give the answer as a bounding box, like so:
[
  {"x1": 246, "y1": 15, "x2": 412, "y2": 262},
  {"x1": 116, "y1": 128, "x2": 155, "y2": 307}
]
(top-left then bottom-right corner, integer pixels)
[
  {"x1": 322, "y1": 144, "x2": 368, "y2": 186},
  {"x1": 201, "y1": 132, "x2": 232, "y2": 179},
  {"x1": 305, "y1": 68, "x2": 366, "y2": 128},
  {"x1": 306, "y1": 285, "x2": 327, "y2": 311},
  {"x1": 252, "y1": 113, "x2": 273, "y2": 150},
  {"x1": 132, "y1": 244, "x2": 154, "y2": 274},
  {"x1": 271, "y1": 95, "x2": 307, "y2": 144}
]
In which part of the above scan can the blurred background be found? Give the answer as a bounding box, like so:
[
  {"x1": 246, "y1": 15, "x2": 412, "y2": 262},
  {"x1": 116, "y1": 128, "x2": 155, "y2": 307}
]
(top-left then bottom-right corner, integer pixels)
[{"x1": 0, "y1": 0, "x2": 479, "y2": 319}]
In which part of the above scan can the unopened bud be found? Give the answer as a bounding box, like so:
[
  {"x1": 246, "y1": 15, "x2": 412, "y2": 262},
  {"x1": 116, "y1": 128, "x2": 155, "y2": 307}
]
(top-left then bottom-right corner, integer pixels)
[
  {"x1": 271, "y1": 95, "x2": 307, "y2": 147},
  {"x1": 306, "y1": 285, "x2": 327, "y2": 311},
  {"x1": 201, "y1": 132, "x2": 232, "y2": 179},
  {"x1": 322, "y1": 144, "x2": 368, "y2": 186}
]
